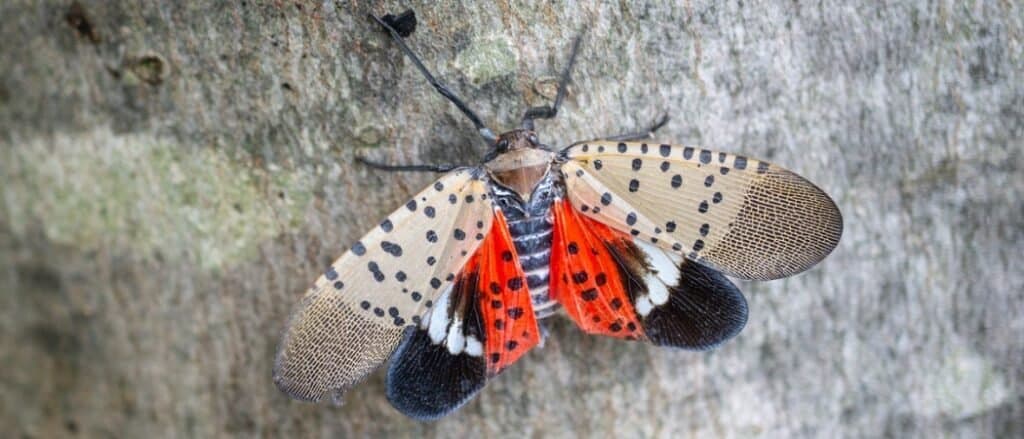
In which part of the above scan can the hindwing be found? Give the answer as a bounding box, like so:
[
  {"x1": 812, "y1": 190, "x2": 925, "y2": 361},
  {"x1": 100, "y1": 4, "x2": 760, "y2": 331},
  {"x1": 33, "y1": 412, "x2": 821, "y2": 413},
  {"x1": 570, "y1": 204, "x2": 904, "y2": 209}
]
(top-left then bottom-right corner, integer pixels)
[
  {"x1": 386, "y1": 211, "x2": 540, "y2": 420},
  {"x1": 550, "y1": 198, "x2": 748, "y2": 349}
]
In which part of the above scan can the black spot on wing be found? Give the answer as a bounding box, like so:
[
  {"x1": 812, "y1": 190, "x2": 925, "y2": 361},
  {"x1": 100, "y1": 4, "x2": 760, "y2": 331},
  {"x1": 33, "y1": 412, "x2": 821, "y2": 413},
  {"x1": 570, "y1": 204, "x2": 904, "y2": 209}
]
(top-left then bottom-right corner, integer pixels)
[
  {"x1": 581, "y1": 288, "x2": 598, "y2": 301},
  {"x1": 734, "y1": 156, "x2": 748, "y2": 170},
  {"x1": 381, "y1": 241, "x2": 403, "y2": 257},
  {"x1": 626, "y1": 212, "x2": 637, "y2": 225},
  {"x1": 507, "y1": 277, "x2": 523, "y2": 291},
  {"x1": 507, "y1": 307, "x2": 525, "y2": 319},
  {"x1": 699, "y1": 150, "x2": 712, "y2": 164},
  {"x1": 368, "y1": 261, "x2": 385, "y2": 282},
  {"x1": 572, "y1": 271, "x2": 588, "y2": 284}
]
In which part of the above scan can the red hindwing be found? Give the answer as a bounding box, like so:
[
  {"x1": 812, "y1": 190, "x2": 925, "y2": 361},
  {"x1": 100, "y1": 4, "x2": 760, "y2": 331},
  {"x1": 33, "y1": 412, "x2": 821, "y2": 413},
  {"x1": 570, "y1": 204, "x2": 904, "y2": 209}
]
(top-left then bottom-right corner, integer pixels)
[
  {"x1": 550, "y1": 199, "x2": 645, "y2": 340},
  {"x1": 470, "y1": 211, "x2": 540, "y2": 375}
]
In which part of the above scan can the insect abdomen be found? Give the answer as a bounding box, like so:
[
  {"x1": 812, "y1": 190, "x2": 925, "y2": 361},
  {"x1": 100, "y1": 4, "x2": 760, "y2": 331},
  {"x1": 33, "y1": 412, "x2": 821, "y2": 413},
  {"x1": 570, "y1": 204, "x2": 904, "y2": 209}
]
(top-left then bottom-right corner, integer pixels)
[
  {"x1": 506, "y1": 214, "x2": 558, "y2": 319},
  {"x1": 494, "y1": 173, "x2": 561, "y2": 320}
]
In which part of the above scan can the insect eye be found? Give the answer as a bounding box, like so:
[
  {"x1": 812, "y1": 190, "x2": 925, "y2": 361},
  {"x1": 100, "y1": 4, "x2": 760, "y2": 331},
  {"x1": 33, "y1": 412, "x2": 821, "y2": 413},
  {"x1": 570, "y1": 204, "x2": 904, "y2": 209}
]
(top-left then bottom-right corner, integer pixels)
[
  {"x1": 528, "y1": 134, "x2": 539, "y2": 144},
  {"x1": 497, "y1": 139, "x2": 509, "y2": 150}
]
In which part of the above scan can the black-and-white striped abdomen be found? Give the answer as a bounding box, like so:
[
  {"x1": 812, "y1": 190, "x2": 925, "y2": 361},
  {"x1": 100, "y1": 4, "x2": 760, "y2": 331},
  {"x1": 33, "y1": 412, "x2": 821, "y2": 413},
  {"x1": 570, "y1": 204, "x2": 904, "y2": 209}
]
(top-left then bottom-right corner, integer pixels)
[{"x1": 490, "y1": 173, "x2": 561, "y2": 319}]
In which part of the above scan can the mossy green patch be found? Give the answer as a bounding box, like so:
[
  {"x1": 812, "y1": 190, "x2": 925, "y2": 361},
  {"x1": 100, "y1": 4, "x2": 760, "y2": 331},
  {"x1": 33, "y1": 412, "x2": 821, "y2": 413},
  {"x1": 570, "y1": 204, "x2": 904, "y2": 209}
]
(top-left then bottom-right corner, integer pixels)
[
  {"x1": 1, "y1": 128, "x2": 313, "y2": 271},
  {"x1": 454, "y1": 37, "x2": 517, "y2": 87}
]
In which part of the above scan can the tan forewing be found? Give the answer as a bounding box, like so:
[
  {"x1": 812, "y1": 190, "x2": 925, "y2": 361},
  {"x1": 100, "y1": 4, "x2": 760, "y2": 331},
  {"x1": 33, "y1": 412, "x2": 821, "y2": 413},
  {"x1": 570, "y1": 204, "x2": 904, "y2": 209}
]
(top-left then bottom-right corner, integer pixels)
[
  {"x1": 560, "y1": 141, "x2": 842, "y2": 280},
  {"x1": 274, "y1": 169, "x2": 494, "y2": 403}
]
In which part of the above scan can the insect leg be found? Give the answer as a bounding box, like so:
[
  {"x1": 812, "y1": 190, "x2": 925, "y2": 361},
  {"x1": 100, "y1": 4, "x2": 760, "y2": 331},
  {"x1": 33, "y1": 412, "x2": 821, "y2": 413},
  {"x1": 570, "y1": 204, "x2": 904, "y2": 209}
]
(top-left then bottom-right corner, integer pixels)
[
  {"x1": 356, "y1": 156, "x2": 465, "y2": 173},
  {"x1": 600, "y1": 114, "x2": 670, "y2": 141},
  {"x1": 521, "y1": 35, "x2": 584, "y2": 130},
  {"x1": 370, "y1": 12, "x2": 497, "y2": 146}
]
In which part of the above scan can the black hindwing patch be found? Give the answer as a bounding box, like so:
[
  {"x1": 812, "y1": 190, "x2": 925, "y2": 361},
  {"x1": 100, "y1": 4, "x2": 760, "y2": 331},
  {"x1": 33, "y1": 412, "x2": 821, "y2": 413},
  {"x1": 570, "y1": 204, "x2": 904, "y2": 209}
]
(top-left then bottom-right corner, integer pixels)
[
  {"x1": 642, "y1": 260, "x2": 748, "y2": 350},
  {"x1": 385, "y1": 327, "x2": 486, "y2": 420}
]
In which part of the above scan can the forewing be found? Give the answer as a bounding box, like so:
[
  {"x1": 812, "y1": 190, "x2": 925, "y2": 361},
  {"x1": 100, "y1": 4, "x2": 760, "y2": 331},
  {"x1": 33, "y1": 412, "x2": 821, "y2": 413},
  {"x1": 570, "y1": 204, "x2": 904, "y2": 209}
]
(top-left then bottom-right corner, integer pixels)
[
  {"x1": 273, "y1": 169, "x2": 494, "y2": 403},
  {"x1": 560, "y1": 142, "x2": 843, "y2": 280},
  {"x1": 386, "y1": 211, "x2": 539, "y2": 420}
]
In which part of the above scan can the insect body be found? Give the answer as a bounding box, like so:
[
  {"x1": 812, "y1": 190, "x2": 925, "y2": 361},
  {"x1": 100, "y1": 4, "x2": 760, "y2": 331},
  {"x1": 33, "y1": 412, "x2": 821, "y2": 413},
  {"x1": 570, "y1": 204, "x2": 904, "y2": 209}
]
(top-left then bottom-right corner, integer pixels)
[{"x1": 274, "y1": 11, "x2": 843, "y2": 420}]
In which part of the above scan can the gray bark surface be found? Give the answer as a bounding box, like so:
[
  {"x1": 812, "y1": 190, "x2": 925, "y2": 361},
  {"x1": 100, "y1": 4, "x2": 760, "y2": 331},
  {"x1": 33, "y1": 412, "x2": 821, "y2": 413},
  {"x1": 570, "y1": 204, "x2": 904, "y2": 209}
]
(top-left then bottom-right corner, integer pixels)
[{"x1": 2, "y1": 1, "x2": 1021, "y2": 437}]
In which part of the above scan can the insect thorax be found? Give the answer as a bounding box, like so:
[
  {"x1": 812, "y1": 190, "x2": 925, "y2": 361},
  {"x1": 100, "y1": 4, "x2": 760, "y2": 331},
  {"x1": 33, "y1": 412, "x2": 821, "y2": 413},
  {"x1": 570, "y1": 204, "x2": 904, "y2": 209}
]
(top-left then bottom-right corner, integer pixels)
[
  {"x1": 483, "y1": 130, "x2": 554, "y2": 199},
  {"x1": 490, "y1": 169, "x2": 563, "y2": 320}
]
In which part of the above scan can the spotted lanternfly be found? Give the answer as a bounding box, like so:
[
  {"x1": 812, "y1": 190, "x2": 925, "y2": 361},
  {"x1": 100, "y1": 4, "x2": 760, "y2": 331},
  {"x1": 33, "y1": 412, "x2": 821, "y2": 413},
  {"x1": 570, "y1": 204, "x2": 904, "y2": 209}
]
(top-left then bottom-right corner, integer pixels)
[{"x1": 274, "y1": 10, "x2": 843, "y2": 420}]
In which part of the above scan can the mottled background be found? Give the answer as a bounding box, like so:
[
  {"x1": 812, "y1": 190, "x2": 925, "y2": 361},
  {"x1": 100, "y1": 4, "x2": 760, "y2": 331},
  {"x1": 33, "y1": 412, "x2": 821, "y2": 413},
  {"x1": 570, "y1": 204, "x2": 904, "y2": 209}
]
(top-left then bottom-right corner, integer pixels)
[{"x1": 1, "y1": 1, "x2": 1021, "y2": 437}]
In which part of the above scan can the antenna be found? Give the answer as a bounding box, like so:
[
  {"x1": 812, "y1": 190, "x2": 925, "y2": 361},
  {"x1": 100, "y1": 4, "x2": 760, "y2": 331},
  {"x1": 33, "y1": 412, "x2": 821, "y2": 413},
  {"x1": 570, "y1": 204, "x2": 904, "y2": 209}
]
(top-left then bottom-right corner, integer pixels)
[
  {"x1": 520, "y1": 35, "x2": 583, "y2": 131},
  {"x1": 371, "y1": 12, "x2": 497, "y2": 146}
]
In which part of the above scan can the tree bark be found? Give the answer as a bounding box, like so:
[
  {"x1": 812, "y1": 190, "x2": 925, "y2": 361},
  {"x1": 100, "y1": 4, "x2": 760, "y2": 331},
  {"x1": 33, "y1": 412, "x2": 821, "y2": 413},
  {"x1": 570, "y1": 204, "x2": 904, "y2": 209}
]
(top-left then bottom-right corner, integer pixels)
[{"x1": 2, "y1": 1, "x2": 1021, "y2": 437}]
